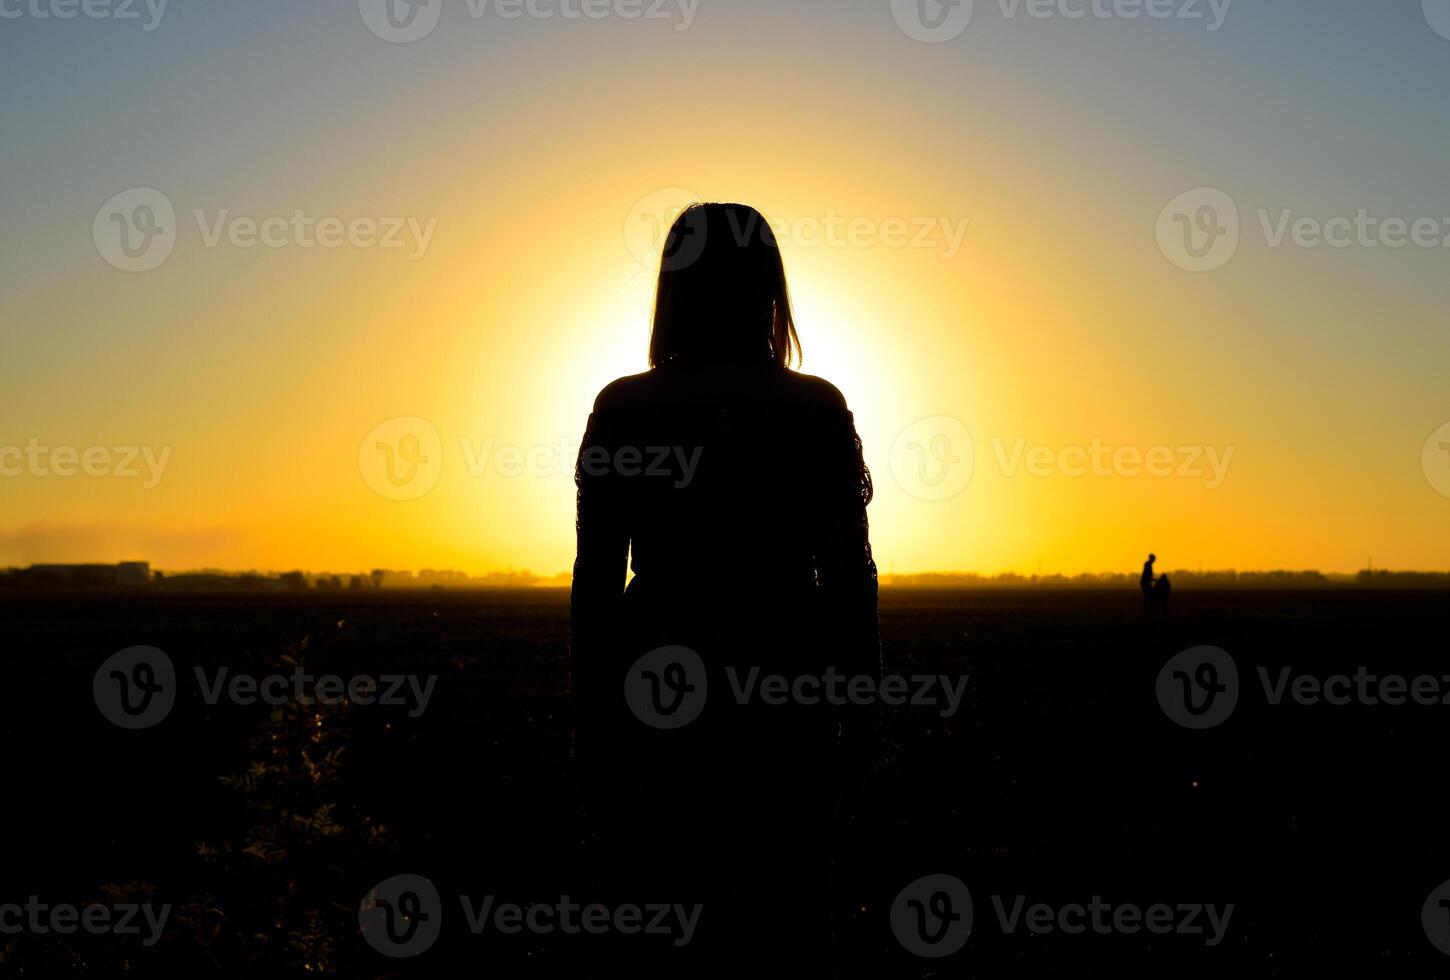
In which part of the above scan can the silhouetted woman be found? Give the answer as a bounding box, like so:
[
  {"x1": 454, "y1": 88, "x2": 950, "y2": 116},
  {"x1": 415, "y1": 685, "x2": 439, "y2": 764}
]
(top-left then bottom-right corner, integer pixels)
[{"x1": 571, "y1": 202, "x2": 881, "y2": 975}]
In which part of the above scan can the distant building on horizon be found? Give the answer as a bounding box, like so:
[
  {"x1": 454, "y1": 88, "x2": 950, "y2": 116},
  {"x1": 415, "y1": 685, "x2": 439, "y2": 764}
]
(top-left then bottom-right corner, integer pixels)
[{"x1": 21, "y1": 562, "x2": 152, "y2": 587}]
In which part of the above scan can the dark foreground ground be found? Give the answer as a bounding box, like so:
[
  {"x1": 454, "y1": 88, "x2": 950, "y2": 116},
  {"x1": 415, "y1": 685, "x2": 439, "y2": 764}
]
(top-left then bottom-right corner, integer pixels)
[{"x1": 3, "y1": 588, "x2": 1450, "y2": 977}]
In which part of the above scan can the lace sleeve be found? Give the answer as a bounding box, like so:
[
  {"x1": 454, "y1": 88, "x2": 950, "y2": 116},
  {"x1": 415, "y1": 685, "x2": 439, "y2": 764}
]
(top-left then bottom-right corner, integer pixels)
[
  {"x1": 569, "y1": 411, "x2": 629, "y2": 751},
  {"x1": 814, "y1": 412, "x2": 882, "y2": 722}
]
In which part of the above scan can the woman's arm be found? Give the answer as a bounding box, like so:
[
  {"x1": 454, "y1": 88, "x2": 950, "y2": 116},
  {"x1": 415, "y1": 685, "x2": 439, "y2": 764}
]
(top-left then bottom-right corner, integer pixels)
[
  {"x1": 569, "y1": 411, "x2": 630, "y2": 757},
  {"x1": 814, "y1": 411, "x2": 883, "y2": 747}
]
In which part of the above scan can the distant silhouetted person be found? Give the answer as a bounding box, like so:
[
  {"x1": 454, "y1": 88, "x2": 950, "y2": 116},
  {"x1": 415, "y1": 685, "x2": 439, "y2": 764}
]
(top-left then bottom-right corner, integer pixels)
[
  {"x1": 1140, "y1": 553, "x2": 1157, "y2": 614},
  {"x1": 570, "y1": 202, "x2": 880, "y2": 975},
  {"x1": 1153, "y1": 573, "x2": 1171, "y2": 614}
]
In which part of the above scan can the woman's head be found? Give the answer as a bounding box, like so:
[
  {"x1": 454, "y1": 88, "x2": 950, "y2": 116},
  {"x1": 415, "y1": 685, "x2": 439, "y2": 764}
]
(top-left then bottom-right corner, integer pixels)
[{"x1": 649, "y1": 202, "x2": 800, "y2": 368}]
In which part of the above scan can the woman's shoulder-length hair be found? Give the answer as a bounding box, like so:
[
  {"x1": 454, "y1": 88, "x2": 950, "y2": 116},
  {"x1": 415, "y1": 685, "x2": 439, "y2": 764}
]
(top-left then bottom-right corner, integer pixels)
[{"x1": 648, "y1": 202, "x2": 801, "y2": 369}]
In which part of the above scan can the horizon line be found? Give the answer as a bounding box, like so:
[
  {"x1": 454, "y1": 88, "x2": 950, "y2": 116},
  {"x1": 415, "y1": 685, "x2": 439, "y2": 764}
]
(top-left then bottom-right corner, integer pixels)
[{"x1": 8, "y1": 562, "x2": 1450, "y2": 580}]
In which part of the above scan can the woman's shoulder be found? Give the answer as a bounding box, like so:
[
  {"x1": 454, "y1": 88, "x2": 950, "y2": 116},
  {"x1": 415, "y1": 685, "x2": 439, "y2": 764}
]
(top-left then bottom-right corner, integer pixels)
[
  {"x1": 591, "y1": 364, "x2": 850, "y2": 414},
  {"x1": 591, "y1": 371, "x2": 656, "y2": 413},
  {"x1": 786, "y1": 371, "x2": 849, "y2": 411}
]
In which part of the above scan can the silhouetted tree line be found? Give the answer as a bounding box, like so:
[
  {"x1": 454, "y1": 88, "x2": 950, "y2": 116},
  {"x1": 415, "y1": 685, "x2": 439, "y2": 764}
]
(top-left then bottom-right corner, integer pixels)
[
  {"x1": 7, "y1": 565, "x2": 1450, "y2": 592},
  {"x1": 881, "y1": 569, "x2": 1446, "y2": 589},
  {"x1": 0, "y1": 565, "x2": 564, "y2": 591}
]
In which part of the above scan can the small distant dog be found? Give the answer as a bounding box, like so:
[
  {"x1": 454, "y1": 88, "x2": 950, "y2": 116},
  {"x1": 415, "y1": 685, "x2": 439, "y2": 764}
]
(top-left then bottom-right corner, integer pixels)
[{"x1": 1151, "y1": 574, "x2": 1171, "y2": 614}]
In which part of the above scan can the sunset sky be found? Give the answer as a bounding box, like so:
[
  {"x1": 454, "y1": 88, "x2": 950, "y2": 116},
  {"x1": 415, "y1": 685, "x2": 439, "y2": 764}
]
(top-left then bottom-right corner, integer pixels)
[{"x1": 3, "y1": 0, "x2": 1450, "y2": 576}]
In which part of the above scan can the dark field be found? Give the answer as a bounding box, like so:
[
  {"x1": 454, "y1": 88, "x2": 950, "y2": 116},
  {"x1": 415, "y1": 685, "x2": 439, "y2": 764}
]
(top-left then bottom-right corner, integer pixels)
[{"x1": 4, "y1": 588, "x2": 1450, "y2": 977}]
